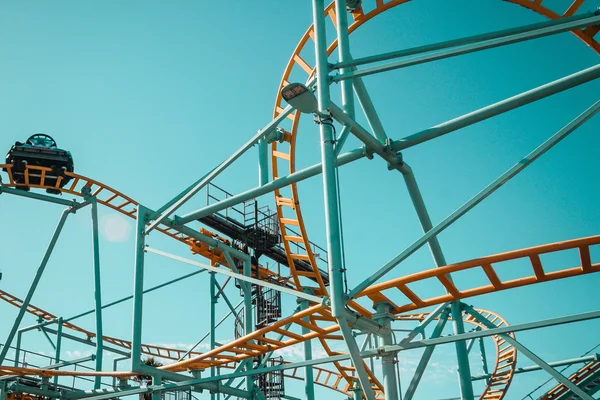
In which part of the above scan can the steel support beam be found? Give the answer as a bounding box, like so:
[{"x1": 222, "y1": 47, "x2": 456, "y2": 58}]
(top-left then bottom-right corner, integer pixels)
[
  {"x1": 65, "y1": 308, "x2": 600, "y2": 399},
  {"x1": 404, "y1": 307, "x2": 451, "y2": 400},
  {"x1": 258, "y1": 137, "x2": 269, "y2": 186},
  {"x1": 146, "y1": 105, "x2": 295, "y2": 233},
  {"x1": 54, "y1": 318, "x2": 63, "y2": 387},
  {"x1": 42, "y1": 327, "x2": 130, "y2": 357},
  {"x1": 313, "y1": 0, "x2": 376, "y2": 397},
  {"x1": 374, "y1": 303, "x2": 399, "y2": 400},
  {"x1": 210, "y1": 272, "x2": 217, "y2": 400},
  {"x1": 179, "y1": 299, "x2": 243, "y2": 361},
  {"x1": 178, "y1": 147, "x2": 366, "y2": 224},
  {"x1": 299, "y1": 298, "x2": 315, "y2": 400},
  {"x1": 0, "y1": 208, "x2": 70, "y2": 365},
  {"x1": 90, "y1": 198, "x2": 103, "y2": 388},
  {"x1": 65, "y1": 270, "x2": 205, "y2": 324},
  {"x1": 332, "y1": 12, "x2": 600, "y2": 80},
  {"x1": 0, "y1": 186, "x2": 80, "y2": 207},
  {"x1": 478, "y1": 337, "x2": 490, "y2": 386},
  {"x1": 451, "y1": 302, "x2": 474, "y2": 400},
  {"x1": 145, "y1": 246, "x2": 322, "y2": 304},
  {"x1": 242, "y1": 258, "x2": 254, "y2": 396},
  {"x1": 350, "y1": 98, "x2": 600, "y2": 296},
  {"x1": 393, "y1": 64, "x2": 600, "y2": 152},
  {"x1": 131, "y1": 204, "x2": 149, "y2": 371},
  {"x1": 463, "y1": 305, "x2": 594, "y2": 400}
]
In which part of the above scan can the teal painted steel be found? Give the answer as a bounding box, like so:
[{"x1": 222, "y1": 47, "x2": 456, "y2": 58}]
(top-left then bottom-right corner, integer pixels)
[
  {"x1": 350, "y1": 98, "x2": 600, "y2": 297},
  {"x1": 42, "y1": 327, "x2": 129, "y2": 357},
  {"x1": 374, "y1": 303, "x2": 399, "y2": 400},
  {"x1": 65, "y1": 270, "x2": 205, "y2": 324},
  {"x1": 242, "y1": 258, "x2": 255, "y2": 396},
  {"x1": 90, "y1": 198, "x2": 104, "y2": 388},
  {"x1": 1, "y1": 186, "x2": 80, "y2": 207},
  {"x1": 404, "y1": 307, "x2": 451, "y2": 400},
  {"x1": 40, "y1": 326, "x2": 57, "y2": 350},
  {"x1": 131, "y1": 204, "x2": 149, "y2": 371},
  {"x1": 333, "y1": 0, "x2": 355, "y2": 121},
  {"x1": 451, "y1": 302, "x2": 475, "y2": 400},
  {"x1": 478, "y1": 337, "x2": 490, "y2": 386},
  {"x1": 210, "y1": 272, "x2": 217, "y2": 400},
  {"x1": 312, "y1": 0, "x2": 377, "y2": 397},
  {"x1": 333, "y1": 13, "x2": 600, "y2": 81},
  {"x1": 146, "y1": 105, "x2": 294, "y2": 234},
  {"x1": 352, "y1": 73, "x2": 387, "y2": 143},
  {"x1": 334, "y1": 11, "x2": 600, "y2": 70},
  {"x1": 178, "y1": 147, "x2": 365, "y2": 224},
  {"x1": 179, "y1": 299, "x2": 243, "y2": 361},
  {"x1": 463, "y1": 305, "x2": 594, "y2": 400},
  {"x1": 299, "y1": 299, "x2": 315, "y2": 400},
  {"x1": 0, "y1": 208, "x2": 70, "y2": 365},
  {"x1": 258, "y1": 137, "x2": 269, "y2": 186},
  {"x1": 393, "y1": 63, "x2": 600, "y2": 152},
  {"x1": 398, "y1": 163, "x2": 448, "y2": 270},
  {"x1": 145, "y1": 247, "x2": 321, "y2": 303}
]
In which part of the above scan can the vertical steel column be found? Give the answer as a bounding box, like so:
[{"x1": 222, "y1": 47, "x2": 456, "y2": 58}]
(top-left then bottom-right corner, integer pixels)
[
  {"x1": 334, "y1": 0, "x2": 354, "y2": 119},
  {"x1": 210, "y1": 272, "x2": 217, "y2": 400},
  {"x1": 242, "y1": 258, "x2": 254, "y2": 396},
  {"x1": 312, "y1": 0, "x2": 375, "y2": 398},
  {"x1": 258, "y1": 137, "x2": 269, "y2": 186},
  {"x1": 53, "y1": 318, "x2": 63, "y2": 387},
  {"x1": 451, "y1": 303, "x2": 475, "y2": 400},
  {"x1": 333, "y1": 0, "x2": 355, "y2": 154},
  {"x1": 478, "y1": 337, "x2": 490, "y2": 386},
  {"x1": 90, "y1": 198, "x2": 104, "y2": 388},
  {"x1": 374, "y1": 303, "x2": 399, "y2": 400},
  {"x1": 0, "y1": 209, "x2": 70, "y2": 365},
  {"x1": 131, "y1": 205, "x2": 149, "y2": 371},
  {"x1": 152, "y1": 376, "x2": 162, "y2": 400},
  {"x1": 299, "y1": 298, "x2": 315, "y2": 400},
  {"x1": 14, "y1": 331, "x2": 22, "y2": 367}
]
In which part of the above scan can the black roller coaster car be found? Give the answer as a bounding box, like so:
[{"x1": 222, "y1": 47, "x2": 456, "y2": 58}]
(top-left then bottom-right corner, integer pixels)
[{"x1": 3, "y1": 134, "x2": 74, "y2": 194}]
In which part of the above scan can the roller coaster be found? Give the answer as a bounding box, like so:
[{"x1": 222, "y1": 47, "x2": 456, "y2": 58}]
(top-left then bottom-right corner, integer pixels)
[{"x1": 1, "y1": 1, "x2": 600, "y2": 399}]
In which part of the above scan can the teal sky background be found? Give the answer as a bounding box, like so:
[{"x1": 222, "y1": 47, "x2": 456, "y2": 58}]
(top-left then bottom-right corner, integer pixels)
[{"x1": 1, "y1": 1, "x2": 600, "y2": 399}]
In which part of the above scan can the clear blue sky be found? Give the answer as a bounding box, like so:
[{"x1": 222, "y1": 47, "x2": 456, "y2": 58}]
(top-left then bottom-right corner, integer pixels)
[{"x1": 1, "y1": 1, "x2": 600, "y2": 399}]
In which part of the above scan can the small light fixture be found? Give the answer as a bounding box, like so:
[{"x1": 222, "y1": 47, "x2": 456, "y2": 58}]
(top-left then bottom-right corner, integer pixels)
[{"x1": 280, "y1": 83, "x2": 318, "y2": 114}]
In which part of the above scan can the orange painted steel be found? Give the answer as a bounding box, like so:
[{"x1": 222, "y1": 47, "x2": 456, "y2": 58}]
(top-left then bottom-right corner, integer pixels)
[
  {"x1": 399, "y1": 309, "x2": 517, "y2": 400},
  {"x1": 540, "y1": 360, "x2": 600, "y2": 399},
  {"x1": 271, "y1": 0, "x2": 600, "y2": 396},
  {"x1": 355, "y1": 234, "x2": 600, "y2": 316}
]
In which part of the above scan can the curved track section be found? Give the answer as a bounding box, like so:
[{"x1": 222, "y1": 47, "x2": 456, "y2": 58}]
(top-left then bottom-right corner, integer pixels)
[
  {"x1": 0, "y1": 164, "x2": 280, "y2": 283},
  {"x1": 271, "y1": 0, "x2": 600, "y2": 295},
  {"x1": 271, "y1": 2, "x2": 600, "y2": 394},
  {"x1": 399, "y1": 309, "x2": 517, "y2": 400},
  {"x1": 540, "y1": 360, "x2": 600, "y2": 399}
]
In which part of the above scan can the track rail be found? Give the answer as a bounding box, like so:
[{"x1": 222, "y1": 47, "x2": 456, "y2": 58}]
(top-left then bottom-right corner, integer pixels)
[
  {"x1": 0, "y1": 164, "x2": 280, "y2": 283},
  {"x1": 271, "y1": 1, "x2": 600, "y2": 395},
  {"x1": 399, "y1": 309, "x2": 517, "y2": 400},
  {"x1": 354, "y1": 234, "x2": 600, "y2": 316},
  {"x1": 540, "y1": 360, "x2": 600, "y2": 399}
]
